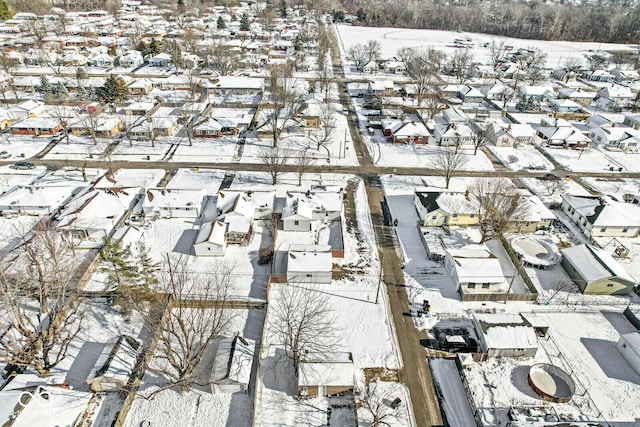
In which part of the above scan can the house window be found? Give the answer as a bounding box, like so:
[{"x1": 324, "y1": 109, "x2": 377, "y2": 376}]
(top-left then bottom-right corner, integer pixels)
[
  {"x1": 467, "y1": 283, "x2": 476, "y2": 289},
  {"x1": 431, "y1": 215, "x2": 437, "y2": 220},
  {"x1": 470, "y1": 214, "x2": 475, "y2": 218},
  {"x1": 452, "y1": 213, "x2": 458, "y2": 218},
  {"x1": 481, "y1": 283, "x2": 490, "y2": 289},
  {"x1": 623, "y1": 227, "x2": 630, "y2": 233},
  {"x1": 600, "y1": 227, "x2": 607, "y2": 232},
  {"x1": 607, "y1": 283, "x2": 614, "y2": 287},
  {"x1": 294, "y1": 220, "x2": 299, "y2": 226},
  {"x1": 306, "y1": 273, "x2": 312, "y2": 277}
]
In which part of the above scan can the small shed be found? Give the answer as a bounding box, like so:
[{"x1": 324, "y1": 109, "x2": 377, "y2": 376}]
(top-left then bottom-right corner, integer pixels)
[
  {"x1": 193, "y1": 221, "x2": 227, "y2": 256},
  {"x1": 298, "y1": 353, "x2": 354, "y2": 399},
  {"x1": 86, "y1": 335, "x2": 142, "y2": 392},
  {"x1": 472, "y1": 313, "x2": 538, "y2": 358},
  {"x1": 286, "y1": 244, "x2": 333, "y2": 284},
  {"x1": 616, "y1": 331, "x2": 640, "y2": 376},
  {"x1": 210, "y1": 335, "x2": 255, "y2": 393}
]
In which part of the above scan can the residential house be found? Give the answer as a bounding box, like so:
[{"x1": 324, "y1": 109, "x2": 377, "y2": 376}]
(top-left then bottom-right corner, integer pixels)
[
  {"x1": 433, "y1": 122, "x2": 475, "y2": 146},
  {"x1": 583, "y1": 69, "x2": 615, "y2": 82},
  {"x1": 281, "y1": 189, "x2": 342, "y2": 232},
  {"x1": 298, "y1": 353, "x2": 355, "y2": 399},
  {"x1": 560, "y1": 194, "x2": 640, "y2": 238},
  {"x1": 69, "y1": 115, "x2": 122, "y2": 138},
  {"x1": 457, "y1": 85, "x2": 484, "y2": 103},
  {"x1": 382, "y1": 60, "x2": 406, "y2": 74},
  {"x1": 414, "y1": 190, "x2": 476, "y2": 227},
  {"x1": 127, "y1": 78, "x2": 154, "y2": 95},
  {"x1": 480, "y1": 82, "x2": 512, "y2": 101},
  {"x1": 518, "y1": 86, "x2": 555, "y2": 102},
  {"x1": 207, "y1": 76, "x2": 264, "y2": 95},
  {"x1": 623, "y1": 114, "x2": 640, "y2": 131},
  {"x1": 55, "y1": 187, "x2": 140, "y2": 245},
  {"x1": 0, "y1": 183, "x2": 77, "y2": 216},
  {"x1": 210, "y1": 336, "x2": 255, "y2": 393},
  {"x1": 8, "y1": 117, "x2": 64, "y2": 136},
  {"x1": 444, "y1": 242, "x2": 507, "y2": 293},
  {"x1": 367, "y1": 79, "x2": 394, "y2": 95},
  {"x1": 86, "y1": 336, "x2": 142, "y2": 392},
  {"x1": 193, "y1": 117, "x2": 239, "y2": 137},
  {"x1": 472, "y1": 313, "x2": 539, "y2": 358},
  {"x1": 142, "y1": 188, "x2": 206, "y2": 218},
  {"x1": 123, "y1": 102, "x2": 157, "y2": 116},
  {"x1": 561, "y1": 244, "x2": 636, "y2": 295},
  {"x1": 148, "y1": 52, "x2": 171, "y2": 67},
  {"x1": 193, "y1": 220, "x2": 227, "y2": 256},
  {"x1": 286, "y1": 244, "x2": 333, "y2": 284},
  {"x1": 612, "y1": 68, "x2": 640, "y2": 84},
  {"x1": 557, "y1": 88, "x2": 596, "y2": 106},
  {"x1": 216, "y1": 190, "x2": 275, "y2": 245},
  {"x1": 383, "y1": 120, "x2": 430, "y2": 144},
  {"x1": 88, "y1": 53, "x2": 114, "y2": 67},
  {"x1": 486, "y1": 122, "x2": 536, "y2": 147},
  {"x1": 118, "y1": 50, "x2": 143, "y2": 68},
  {"x1": 588, "y1": 125, "x2": 640, "y2": 152},
  {"x1": 596, "y1": 84, "x2": 634, "y2": 109},
  {"x1": 9, "y1": 99, "x2": 45, "y2": 119},
  {"x1": 537, "y1": 123, "x2": 590, "y2": 149}
]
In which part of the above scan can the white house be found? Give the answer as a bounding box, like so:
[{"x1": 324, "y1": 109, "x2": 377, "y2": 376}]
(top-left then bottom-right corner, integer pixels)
[
  {"x1": 616, "y1": 332, "x2": 640, "y2": 375},
  {"x1": 193, "y1": 220, "x2": 227, "y2": 256},
  {"x1": 472, "y1": 313, "x2": 538, "y2": 358},
  {"x1": 142, "y1": 188, "x2": 206, "y2": 218},
  {"x1": 0, "y1": 185, "x2": 74, "y2": 216},
  {"x1": 444, "y1": 244, "x2": 506, "y2": 293},
  {"x1": 560, "y1": 194, "x2": 640, "y2": 238},
  {"x1": 597, "y1": 84, "x2": 634, "y2": 109},
  {"x1": 148, "y1": 52, "x2": 171, "y2": 67},
  {"x1": 287, "y1": 244, "x2": 333, "y2": 284},
  {"x1": 298, "y1": 353, "x2": 355, "y2": 398},
  {"x1": 86, "y1": 335, "x2": 142, "y2": 392},
  {"x1": 281, "y1": 189, "x2": 342, "y2": 232},
  {"x1": 588, "y1": 125, "x2": 640, "y2": 153},
  {"x1": 210, "y1": 335, "x2": 255, "y2": 393}
]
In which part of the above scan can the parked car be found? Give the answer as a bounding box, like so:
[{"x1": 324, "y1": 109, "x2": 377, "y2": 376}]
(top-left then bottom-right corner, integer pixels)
[
  {"x1": 13, "y1": 161, "x2": 35, "y2": 170},
  {"x1": 0, "y1": 150, "x2": 10, "y2": 159}
]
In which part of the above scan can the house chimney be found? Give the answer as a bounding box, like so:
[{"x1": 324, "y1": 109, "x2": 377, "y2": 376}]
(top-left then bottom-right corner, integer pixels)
[
  {"x1": 465, "y1": 190, "x2": 469, "y2": 200},
  {"x1": 599, "y1": 197, "x2": 607, "y2": 206}
]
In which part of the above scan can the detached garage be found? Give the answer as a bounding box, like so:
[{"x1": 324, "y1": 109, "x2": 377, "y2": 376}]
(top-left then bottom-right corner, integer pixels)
[{"x1": 561, "y1": 244, "x2": 636, "y2": 295}]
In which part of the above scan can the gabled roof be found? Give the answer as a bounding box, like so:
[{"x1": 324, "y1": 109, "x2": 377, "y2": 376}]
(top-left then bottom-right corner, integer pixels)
[
  {"x1": 562, "y1": 194, "x2": 640, "y2": 227},
  {"x1": 561, "y1": 244, "x2": 635, "y2": 284},
  {"x1": 195, "y1": 220, "x2": 227, "y2": 246},
  {"x1": 211, "y1": 336, "x2": 255, "y2": 385}
]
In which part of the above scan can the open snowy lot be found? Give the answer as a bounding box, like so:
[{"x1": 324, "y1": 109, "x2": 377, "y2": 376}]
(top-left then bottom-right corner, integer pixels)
[
  {"x1": 487, "y1": 144, "x2": 553, "y2": 172},
  {"x1": 335, "y1": 24, "x2": 633, "y2": 70}
]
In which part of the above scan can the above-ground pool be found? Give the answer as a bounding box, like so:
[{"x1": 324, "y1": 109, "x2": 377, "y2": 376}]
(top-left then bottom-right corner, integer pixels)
[{"x1": 510, "y1": 235, "x2": 560, "y2": 268}]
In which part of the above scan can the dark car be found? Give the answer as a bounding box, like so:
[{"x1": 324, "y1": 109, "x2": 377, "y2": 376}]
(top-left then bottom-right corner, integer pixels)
[{"x1": 13, "y1": 161, "x2": 35, "y2": 170}]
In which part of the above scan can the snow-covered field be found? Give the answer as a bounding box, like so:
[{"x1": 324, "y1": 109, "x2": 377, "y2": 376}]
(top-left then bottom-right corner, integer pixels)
[{"x1": 335, "y1": 24, "x2": 634, "y2": 70}]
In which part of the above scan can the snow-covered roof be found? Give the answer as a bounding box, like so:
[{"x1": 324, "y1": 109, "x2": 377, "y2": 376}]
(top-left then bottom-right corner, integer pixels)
[
  {"x1": 561, "y1": 195, "x2": 640, "y2": 227},
  {"x1": 0, "y1": 185, "x2": 73, "y2": 212},
  {"x1": 473, "y1": 313, "x2": 538, "y2": 350},
  {"x1": 144, "y1": 188, "x2": 205, "y2": 210},
  {"x1": 288, "y1": 244, "x2": 333, "y2": 274},
  {"x1": 561, "y1": 244, "x2": 635, "y2": 284},
  {"x1": 211, "y1": 336, "x2": 255, "y2": 385},
  {"x1": 448, "y1": 246, "x2": 504, "y2": 284},
  {"x1": 619, "y1": 332, "x2": 640, "y2": 356},
  {"x1": 87, "y1": 335, "x2": 141, "y2": 387},
  {"x1": 195, "y1": 220, "x2": 226, "y2": 246},
  {"x1": 298, "y1": 353, "x2": 354, "y2": 387}
]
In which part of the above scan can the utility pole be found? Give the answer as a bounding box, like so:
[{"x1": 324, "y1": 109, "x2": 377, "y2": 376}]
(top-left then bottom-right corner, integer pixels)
[{"x1": 375, "y1": 252, "x2": 383, "y2": 304}]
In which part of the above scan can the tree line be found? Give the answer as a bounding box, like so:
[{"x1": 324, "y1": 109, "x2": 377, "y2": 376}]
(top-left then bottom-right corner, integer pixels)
[{"x1": 337, "y1": 0, "x2": 640, "y2": 43}]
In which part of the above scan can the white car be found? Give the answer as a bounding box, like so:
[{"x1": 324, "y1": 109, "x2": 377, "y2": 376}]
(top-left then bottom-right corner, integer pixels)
[{"x1": 0, "y1": 150, "x2": 10, "y2": 159}]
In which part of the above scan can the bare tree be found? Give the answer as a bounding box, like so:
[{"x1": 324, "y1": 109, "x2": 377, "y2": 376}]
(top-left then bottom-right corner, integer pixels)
[
  {"x1": 308, "y1": 101, "x2": 336, "y2": 158},
  {"x1": 0, "y1": 225, "x2": 83, "y2": 376},
  {"x1": 562, "y1": 57, "x2": 583, "y2": 82},
  {"x1": 259, "y1": 145, "x2": 290, "y2": 185},
  {"x1": 148, "y1": 257, "x2": 236, "y2": 392},
  {"x1": 50, "y1": 104, "x2": 72, "y2": 144},
  {"x1": 348, "y1": 39, "x2": 380, "y2": 72},
  {"x1": 165, "y1": 39, "x2": 183, "y2": 71},
  {"x1": 315, "y1": 62, "x2": 333, "y2": 101},
  {"x1": 359, "y1": 380, "x2": 406, "y2": 427},
  {"x1": 120, "y1": 114, "x2": 143, "y2": 145},
  {"x1": 201, "y1": 42, "x2": 242, "y2": 76},
  {"x1": 269, "y1": 284, "x2": 340, "y2": 374},
  {"x1": 265, "y1": 63, "x2": 302, "y2": 147},
  {"x1": 294, "y1": 148, "x2": 314, "y2": 186},
  {"x1": 470, "y1": 131, "x2": 487, "y2": 155},
  {"x1": 450, "y1": 49, "x2": 475, "y2": 84},
  {"x1": 83, "y1": 111, "x2": 105, "y2": 145},
  {"x1": 514, "y1": 47, "x2": 548, "y2": 90},
  {"x1": 468, "y1": 178, "x2": 531, "y2": 243},
  {"x1": 489, "y1": 40, "x2": 509, "y2": 75},
  {"x1": 429, "y1": 144, "x2": 468, "y2": 189}
]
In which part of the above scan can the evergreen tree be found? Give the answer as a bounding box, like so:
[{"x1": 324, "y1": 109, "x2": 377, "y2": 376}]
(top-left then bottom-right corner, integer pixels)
[
  {"x1": 217, "y1": 16, "x2": 226, "y2": 29},
  {"x1": 35, "y1": 76, "x2": 52, "y2": 99},
  {"x1": 96, "y1": 74, "x2": 129, "y2": 104},
  {"x1": 0, "y1": 0, "x2": 12, "y2": 20},
  {"x1": 240, "y1": 13, "x2": 250, "y2": 31},
  {"x1": 100, "y1": 237, "x2": 137, "y2": 316},
  {"x1": 278, "y1": 0, "x2": 287, "y2": 18},
  {"x1": 177, "y1": 0, "x2": 185, "y2": 13},
  {"x1": 149, "y1": 38, "x2": 161, "y2": 56},
  {"x1": 134, "y1": 240, "x2": 159, "y2": 292}
]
